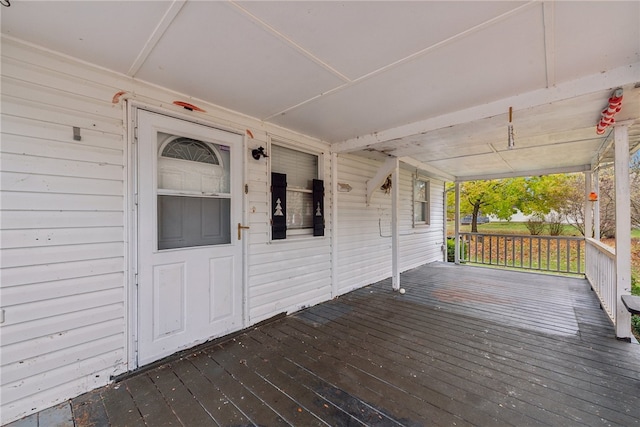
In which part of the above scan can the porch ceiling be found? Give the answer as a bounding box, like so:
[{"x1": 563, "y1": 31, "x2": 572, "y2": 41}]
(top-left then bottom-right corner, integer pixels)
[{"x1": 3, "y1": 1, "x2": 639, "y2": 180}]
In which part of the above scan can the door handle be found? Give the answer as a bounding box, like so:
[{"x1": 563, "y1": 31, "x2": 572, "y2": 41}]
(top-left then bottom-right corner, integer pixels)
[{"x1": 238, "y1": 223, "x2": 250, "y2": 240}]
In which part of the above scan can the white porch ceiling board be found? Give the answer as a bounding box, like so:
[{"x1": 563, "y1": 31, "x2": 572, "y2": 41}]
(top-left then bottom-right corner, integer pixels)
[
  {"x1": 553, "y1": 2, "x2": 640, "y2": 83},
  {"x1": 236, "y1": 1, "x2": 525, "y2": 81},
  {"x1": 269, "y1": 3, "x2": 547, "y2": 143},
  {"x1": 134, "y1": 1, "x2": 345, "y2": 119},
  {"x1": 426, "y1": 151, "x2": 514, "y2": 178},
  {"x1": 0, "y1": 1, "x2": 169, "y2": 74}
]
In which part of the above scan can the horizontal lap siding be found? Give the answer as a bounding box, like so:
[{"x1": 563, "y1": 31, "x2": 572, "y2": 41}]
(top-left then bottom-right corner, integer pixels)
[
  {"x1": 246, "y1": 140, "x2": 332, "y2": 324},
  {"x1": 336, "y1": 155, "x2": 393, "y2": 293},
  {"x1": 398, "y1": 172, "x2": 445, "y2": 270},
  {"x1": 336, "y1": 155, "x2": 444, "y2": 294},
  {"x1": 1, "y1": 43, "x2": 127, "y2": 423}
]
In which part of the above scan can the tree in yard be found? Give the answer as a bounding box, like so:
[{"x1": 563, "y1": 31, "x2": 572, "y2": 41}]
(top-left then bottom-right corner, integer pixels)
[
  {"x1": 448, "y1": 174, "x2": 572, "y2": 233},
  {"x1": 447, "y1": 179, "x2": 519, "y2": 232},
  {"x1": 560, "y1": 159, "x2": 640, "y2": 238}
]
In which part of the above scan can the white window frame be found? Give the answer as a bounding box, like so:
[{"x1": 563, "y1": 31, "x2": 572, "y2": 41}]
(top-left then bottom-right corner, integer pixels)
[
  {"x1": 413, "y1": 176, "x2": 430, "y2": 227},
  {"x1": 269, "y1": 138, "x2": 323, "y2": 239}
]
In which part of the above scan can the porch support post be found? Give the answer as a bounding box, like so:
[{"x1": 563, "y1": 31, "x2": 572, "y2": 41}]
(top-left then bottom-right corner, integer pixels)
[
  {"x1": 331, "y1": 152, "x2": 339, "y2": 298},
  {"x1": 584, "y1": 171, "x2": 593, "y2": 239},
  {"x1": 594, "y1": 168, "x2": 601, "y2": 240},
  {"x1": 614, "y1": 123, "x2": 631, "y2": 340},
  {"x1": 391, "y1": 157, "x2": 401, "y2": 290},
  {"x1": 454, "y1": 182, "x2": 461, "y2": 264}
]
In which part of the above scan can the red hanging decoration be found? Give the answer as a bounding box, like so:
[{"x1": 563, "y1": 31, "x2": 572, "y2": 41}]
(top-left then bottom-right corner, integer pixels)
[{"x1": 596, "y1": 88, "x2": 623, "y2": 135}]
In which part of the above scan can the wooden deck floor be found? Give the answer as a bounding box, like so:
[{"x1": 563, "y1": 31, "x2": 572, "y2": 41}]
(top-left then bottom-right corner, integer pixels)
[{"x1": 70, "y1": 263, "x2": 640, "y2": 426}]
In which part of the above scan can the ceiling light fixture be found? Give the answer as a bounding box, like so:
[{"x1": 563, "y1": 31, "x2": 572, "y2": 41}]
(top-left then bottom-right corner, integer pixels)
[{"x1": 507, "y1": 106, "x2": 515, "y2": 150}]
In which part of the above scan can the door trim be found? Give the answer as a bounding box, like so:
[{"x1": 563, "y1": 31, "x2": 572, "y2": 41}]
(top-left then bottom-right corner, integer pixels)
[{"x1": 125, "y1": 102, "x2": 247, "y2": 370}]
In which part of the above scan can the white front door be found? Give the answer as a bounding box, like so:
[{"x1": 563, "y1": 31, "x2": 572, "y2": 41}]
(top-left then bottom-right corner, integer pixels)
[{"x1": 136, "y1": 110, "x2": 244, "y2": 366}]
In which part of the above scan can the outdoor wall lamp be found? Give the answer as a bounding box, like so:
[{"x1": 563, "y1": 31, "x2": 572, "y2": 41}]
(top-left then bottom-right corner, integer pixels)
[
  {"x1": 251, "y1": 146, "x2": 268, "y2": 160},
  {"x1": 588, "y1": 192, "x2": 598, "y2": 202}
]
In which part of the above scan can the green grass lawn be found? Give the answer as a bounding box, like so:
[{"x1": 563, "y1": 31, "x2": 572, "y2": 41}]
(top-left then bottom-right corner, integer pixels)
[{"x1": 446, "y1": 221, "x2": 582, "y2": 236}]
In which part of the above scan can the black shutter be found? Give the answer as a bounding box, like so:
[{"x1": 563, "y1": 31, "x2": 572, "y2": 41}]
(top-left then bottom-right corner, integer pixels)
[
  {"x1": 313, "y1": 179, "x2": 324, "y2": 237},
  {"x1": 271, "y1": 172, "x2": 287, "y2": 240}
]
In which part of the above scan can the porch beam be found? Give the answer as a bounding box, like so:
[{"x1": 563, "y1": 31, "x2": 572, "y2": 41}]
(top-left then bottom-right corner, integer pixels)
[
  {"x1": 391, "y1": 157, "x2": 401, "y2": 291},
  {"x1": 366, "y1": 156, "x2": 397, "y2": 206},
  {"x1": 614, "y1": 123, "x2": 632, "y2": 340},
  {"x1": 334, "y1": 62, "x2": 640, "y2": 153},
  {"x1": 457, "y1": 164, "x2": 591, "y2": 183},
  {"x1": 399, "y1": 156, "x2": 455, "y2": 182}
]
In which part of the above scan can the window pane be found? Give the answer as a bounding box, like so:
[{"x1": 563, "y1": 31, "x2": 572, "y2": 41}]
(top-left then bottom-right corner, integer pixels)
[
  {"x1": 286, "y1": 191, "x2": 313, "y2": 229},
  {"x1": 158, "y1": 132, "x2": 230, "y2": 194},
  {"x1": 158, "y1": 195, "x2": 230, "y2": 249},
  {"x1": 415, "y1": 180, "x2": 426, "y2": 202},
  {"x1": 162, "y1": 137, "x2": 219, "y2": 164},
  {"x1": 271, "y1": 145, "x2": 317, "y2": 189},
  {"x1": 414, "y1": 202, "x2": 426, "y2": 223}
]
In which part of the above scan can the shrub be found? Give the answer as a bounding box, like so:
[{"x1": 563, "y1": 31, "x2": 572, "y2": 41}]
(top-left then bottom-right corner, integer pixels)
[
  {"x1": 447, "y1": 238, "x2": 466, "y2": 262},
  {"x1": 526, "y1": 215, "x2": 546, "y2": 235},
  {"x1": 632, "y1": 315, "x2": 640, "y2": 340},
  {"x1": 546, "y1": 212, "x2": 564, "y2": 236}
]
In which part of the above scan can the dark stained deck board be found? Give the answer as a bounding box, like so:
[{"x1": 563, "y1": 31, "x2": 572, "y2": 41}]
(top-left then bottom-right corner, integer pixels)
[
  {"x1": 269, "y1": 322, "x2": 531, "y2": 427},
  {"x1": 286, "y1": 310, "x2": 571, "y2": 427},
  {"x1": 123, "y1": 374, "x2": 182, "y2": 426},
  {"x1": 187, "y1": 349, "x2": 289, "y2": 426},
  {"x1": 70, "y1": 389, "x2": 109, "y2": 427},
  {"x1": 299, "y1": 298, "x2": 638, "y2": 426},
  {"x1": 148, "y1": 364, "x2": 217, "y2": 426},
  {"x1": 249, "y1": 327, "x2": 444, "y2": 427},
  {"x1": 170, "y1": 357, "x2": 251, "y2": 426},
  {"x1": 71, "y1": 263, "x2": 640, "y2": 427},
  {"x1": 204, "y1": 341, "x2": 328, "y2": 427},
  {"x1": 213, "y1": 336, "x2": 368, "y2": 427},
  {"x1": 339, "y1": 287, "x2": 640, "y2": 400},
  {"x1": 99, "y1": 380, "x2": 145, "y2": 426}
]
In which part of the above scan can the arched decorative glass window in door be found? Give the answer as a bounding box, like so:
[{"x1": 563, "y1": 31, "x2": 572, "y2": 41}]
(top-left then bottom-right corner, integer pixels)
[{"x1": 156, "y1": 133, "x2": 231, "y2": 249}]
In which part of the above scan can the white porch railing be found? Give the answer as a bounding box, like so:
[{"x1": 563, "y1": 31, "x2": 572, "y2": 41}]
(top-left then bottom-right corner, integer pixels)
[
  {"x1": 458, "y1": 232, "x2": 585, "y2": 275},
  {"x1": 585, "y1": 238, "x2": 617, "y2": 324}
]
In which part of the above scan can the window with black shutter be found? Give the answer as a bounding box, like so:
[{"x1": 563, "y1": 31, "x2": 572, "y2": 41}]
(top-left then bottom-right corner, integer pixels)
[{"x1": 270, "y1": 144, "x2": 324, "y2": 239}]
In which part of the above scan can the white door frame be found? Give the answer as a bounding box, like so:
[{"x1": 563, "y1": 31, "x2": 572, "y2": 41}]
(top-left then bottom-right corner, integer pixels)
[{"x1": 125, "y1": 102, "x2": 248, "y2": 370}]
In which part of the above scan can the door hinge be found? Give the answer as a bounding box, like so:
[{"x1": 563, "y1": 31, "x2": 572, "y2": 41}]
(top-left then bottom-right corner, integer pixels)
[
  {"x1": 133, "y1": 126, "x2": 138, "y2": 142},
  {"x1": 134, "y1": 273, "x2": 138, "y2": 286},
  {"x1": 245, "y1": 184, "x2": 248, "y2": 194},
  {"x1": 134, "y1": 193, "x2": 138, "y2": 206}
]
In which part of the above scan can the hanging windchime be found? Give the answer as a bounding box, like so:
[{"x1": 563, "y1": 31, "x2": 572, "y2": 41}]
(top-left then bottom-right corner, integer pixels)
[{"x1": 507, "y1": 106, "x2": 515, "y2": 150}]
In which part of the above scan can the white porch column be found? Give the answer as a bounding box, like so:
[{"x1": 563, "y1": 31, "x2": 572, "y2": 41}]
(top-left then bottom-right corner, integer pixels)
[
  {"x1": 594, "y1": 168, "x2": 601, "y2": 240},
  {"x1": 331, "y1": 152, "x2": 339, "y2": 298},
  {"x1": 614, "y1": 123, "x2": 632, "y2": 339},
  {"x1": 391, "y1": 157, "x2": 400, "y2": 291},
  {"x1": 585, "y1": 171, "x2": 593, "y2": 239},
  {"x1": 454, "y1": 182, "x2": 461, "y2": 264}
]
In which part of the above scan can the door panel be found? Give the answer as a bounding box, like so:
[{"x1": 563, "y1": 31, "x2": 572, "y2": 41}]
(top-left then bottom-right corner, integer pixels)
[{"x1": 136, "y1": 110, "x2": 243, "y2": 366}]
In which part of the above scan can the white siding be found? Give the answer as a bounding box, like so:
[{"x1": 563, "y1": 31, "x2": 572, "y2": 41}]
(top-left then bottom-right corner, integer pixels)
[
  {"x1": 1, "y1": 42, "x2": 127, "y2": 423},
  {"x1": 335, "y1": 154, "x2": 444, "y2": 295}
]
